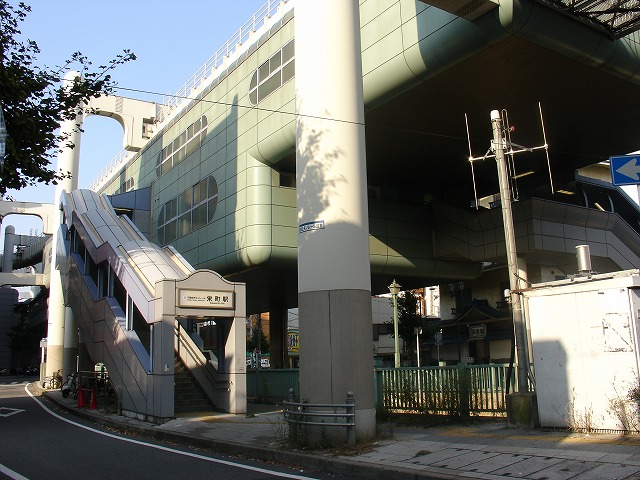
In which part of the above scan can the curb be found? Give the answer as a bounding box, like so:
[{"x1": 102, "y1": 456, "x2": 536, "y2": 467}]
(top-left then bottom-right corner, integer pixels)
[{"x1": 38, "y1": 386, "x2": 456, "y2": 480}]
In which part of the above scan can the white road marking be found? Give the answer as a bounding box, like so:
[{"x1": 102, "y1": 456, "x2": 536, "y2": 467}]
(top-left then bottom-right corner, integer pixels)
[
  {"x1": 0, "y1": 407, "x2": 25, "y2": 417},
  {"x1": 0, "y1": 462, "x2": 30, "y2": 480},
  {"x1": 25, "y1": 384, "x2": 316, "y2": 480}
]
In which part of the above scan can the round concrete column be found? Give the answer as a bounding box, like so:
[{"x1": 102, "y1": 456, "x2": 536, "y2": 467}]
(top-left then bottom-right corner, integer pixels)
[
  {"x1": 46, "y1": 71, "x2": 82, "y2": 377},
  {"x1": 295, "y1": 0, "x2": 375, "y2": 440},
  {"x1": 2, "y1": 225, "x2": 15, "y2": 273}
]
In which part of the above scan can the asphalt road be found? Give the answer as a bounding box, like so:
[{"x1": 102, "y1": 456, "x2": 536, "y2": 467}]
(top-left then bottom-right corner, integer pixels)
[{"x1": 0, "y1": 379, "x2": 352, "y2": 480}]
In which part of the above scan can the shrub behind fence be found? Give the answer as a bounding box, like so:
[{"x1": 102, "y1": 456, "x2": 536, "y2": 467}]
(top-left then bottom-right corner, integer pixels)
[
  {"x1": 247, "y1": 364, "x2": 514, "y2": 416},
  {"x1": 375, "y1": 364, "x2": 515, "y2": 416}
]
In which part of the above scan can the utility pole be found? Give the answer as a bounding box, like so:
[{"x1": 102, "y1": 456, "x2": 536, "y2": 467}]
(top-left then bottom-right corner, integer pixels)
[{"x1": 490, "y1": 110, "x2": 528, "y2": 393}]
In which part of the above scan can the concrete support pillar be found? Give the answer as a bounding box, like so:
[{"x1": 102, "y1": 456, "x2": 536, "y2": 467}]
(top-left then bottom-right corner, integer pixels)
[
  {"x1": 46, "y1": 71, "x2": 82, "y2": 377},
  {"x1": 63, "y1": 306, "x2": 78, "y2": 375},
  {"x1": 268, "y1": 307, "x2": 287, "y2": 369},
  {"x1": 224, "y1": 316, "x2": 247, "y2": 414},
  {"x1": 2, "y1": 225, "x2": 15, "y2": 273},
  {"x1": 295, "y1": 0, "x2": 375, "y2": 440}
]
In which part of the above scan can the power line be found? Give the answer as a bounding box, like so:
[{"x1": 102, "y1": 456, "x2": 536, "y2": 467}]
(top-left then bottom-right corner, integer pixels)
[
  {"x1": 112, "y1": 84, "x2": 473, "y2": 144},
  {"x1": 113, "y1": 85, "x2": 365, "y2": 127}
]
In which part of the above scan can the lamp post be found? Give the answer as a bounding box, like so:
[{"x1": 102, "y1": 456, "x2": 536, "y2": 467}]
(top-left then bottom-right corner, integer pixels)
[
  {"x1": 0, "y1": 105, "x2": 7, "y2": 172},
  {"x1": 388, "y1": 279, "x2": 401, "y2": 368},
  {"x1": 414, "y1": 326, "x2": 422, "y2": 367}
]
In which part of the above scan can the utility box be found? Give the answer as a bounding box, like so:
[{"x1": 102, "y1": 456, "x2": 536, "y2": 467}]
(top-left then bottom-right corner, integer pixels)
[{"x1": 523, "y1": 269, "x2": 640, "y2": 432}]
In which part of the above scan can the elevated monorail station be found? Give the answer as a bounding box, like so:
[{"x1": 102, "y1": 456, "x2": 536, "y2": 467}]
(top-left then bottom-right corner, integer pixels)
[{"x1": 2, "y1": 0, "x2": 640, "y2": 437}]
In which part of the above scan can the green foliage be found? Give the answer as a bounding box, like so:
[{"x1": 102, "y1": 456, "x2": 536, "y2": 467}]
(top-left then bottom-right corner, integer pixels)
[
  {"x1": 395, "y1": 290, "x2": 421, "y2": 343},
  {"x1": 0, "y1": 1, "x2": 135, "y2": 196},
  {"x1": 246, "y1": 321, "x2": 269, "y2": 353},
  {"x1": 386, "y1": 290, "x2": 428, "y2": 346}
]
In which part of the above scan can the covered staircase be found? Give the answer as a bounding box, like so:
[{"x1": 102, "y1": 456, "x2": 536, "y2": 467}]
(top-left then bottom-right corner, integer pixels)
[
  {"x1": 57, "y1": 189, "x2": 247, "y2": 422},
  {"x1": 174, "y1": 356, "x2": 214, "y2": 413}
]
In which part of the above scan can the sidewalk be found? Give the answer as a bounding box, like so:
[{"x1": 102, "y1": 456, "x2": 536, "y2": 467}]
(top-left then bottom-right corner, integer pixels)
[{"x1": 38, "y1": 385, "x2": 640, "y2": 480}]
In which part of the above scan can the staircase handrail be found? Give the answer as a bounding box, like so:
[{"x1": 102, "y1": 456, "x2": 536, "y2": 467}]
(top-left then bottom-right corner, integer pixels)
[{"x1": 174, "y1": 321, "x2": 228, "y2": 404}]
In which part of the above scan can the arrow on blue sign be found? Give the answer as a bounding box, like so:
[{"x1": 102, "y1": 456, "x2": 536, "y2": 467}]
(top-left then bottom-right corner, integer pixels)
[
  {"x1": 617, "y1": 157, "x2": 640, "y2": 180},
  {"x1": 610, "y1": 155, "x2": 640, "y2": 185}
]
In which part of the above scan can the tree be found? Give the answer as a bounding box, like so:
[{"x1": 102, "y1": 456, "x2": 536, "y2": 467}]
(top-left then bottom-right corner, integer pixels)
[
  {"x1": 386, "y1": 290, "x2": 439, "y2": 347},
  {"x1": 0, "y1": 1, "x2": 135, "y2": 197},
  {"x1": 393, "y1": 290, "x2": 423, "y2": 352},
  {"x1": 246, "y1": 316, "x2": 270, "y2": 354}
]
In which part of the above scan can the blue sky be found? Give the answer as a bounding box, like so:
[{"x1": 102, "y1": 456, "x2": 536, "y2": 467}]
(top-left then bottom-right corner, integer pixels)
[{"x1": 2, "y1": 0, "x2": 266, "y2": 241}]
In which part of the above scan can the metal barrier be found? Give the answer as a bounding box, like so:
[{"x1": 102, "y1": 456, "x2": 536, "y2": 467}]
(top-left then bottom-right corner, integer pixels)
[
  {"x1": 375, "y1": 364, "x2": 515, "y2": 415},
  {"x1": 283, "y1": 388, "x2": 356, "y2": 447}
]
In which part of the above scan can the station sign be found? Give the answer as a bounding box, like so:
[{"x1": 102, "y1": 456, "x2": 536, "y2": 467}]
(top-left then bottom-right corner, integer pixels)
[{"x1": 178, "y1": 289, "x2": 234, "y2": 309}]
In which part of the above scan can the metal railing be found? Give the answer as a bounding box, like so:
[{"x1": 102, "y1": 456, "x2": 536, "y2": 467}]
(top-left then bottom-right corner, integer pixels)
[
  {"x1": 86, "y1": 149, "x2": 132, "y2": 192},
  {"x1": 376, "y1": 364, "x2": 515, "y2": 416},
  {"x1": 283, "y1": 388, "x2": 356, "y2": 447},
  {"x1": 174, "y1": 321, "x2": 228, "y2": 401},
  {"x1": 247, "y1": 364, "x2": 513, "y2": 416},
  {"x1": 156, "y1": 0, "x2": 293, "y2": 123},
  {"x1": 86, "y1": 0, "x2": 294, "y2": 193}
]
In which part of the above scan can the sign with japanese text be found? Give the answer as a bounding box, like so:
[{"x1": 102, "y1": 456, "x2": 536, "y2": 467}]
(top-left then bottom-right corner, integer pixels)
[{"x1": 178, "y1": 289, "x2": 234, "y2": 309}]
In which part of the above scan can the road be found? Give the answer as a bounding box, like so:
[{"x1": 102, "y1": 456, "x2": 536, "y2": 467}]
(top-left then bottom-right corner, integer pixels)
[{"x1": 0, "y1": 379, "x2": 352, "y2": 480}]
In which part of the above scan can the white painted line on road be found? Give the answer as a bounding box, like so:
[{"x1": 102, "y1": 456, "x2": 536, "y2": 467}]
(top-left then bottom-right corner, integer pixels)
[
  {"x1": 0, "y1": 407, "x2": 25, "y2": 417},
  {"x1": 0, "y1": 462, "x2": 30, "y2": 480},
  {"x1": 25, "y1": 384, "x2": 316, "y2": 480}
]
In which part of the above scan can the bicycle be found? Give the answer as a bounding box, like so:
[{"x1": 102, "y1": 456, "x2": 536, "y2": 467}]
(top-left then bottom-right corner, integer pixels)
[
  {"x1": 43, "y1": 369, "x2": 63, "y2": 389},
  {"x1": 96, "y1": 375, "x2": 115, "y2": 398},
  {"x1": 61, "y1": 372, "x2": 78, "y2": 398}
]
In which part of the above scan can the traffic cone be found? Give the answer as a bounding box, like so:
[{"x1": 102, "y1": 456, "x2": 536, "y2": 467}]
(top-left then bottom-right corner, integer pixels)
[
  {"x1": 77, "y1": 386, "x2": 86, "y2": 408},
  {"x1": 89, "y1": 387, "x2": 97, "y2": 410}
]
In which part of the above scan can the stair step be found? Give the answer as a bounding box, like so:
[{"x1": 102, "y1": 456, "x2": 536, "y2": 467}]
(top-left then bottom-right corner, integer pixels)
[{"x1": 173, "y1": 355, "x2": 214, "y2": 412}]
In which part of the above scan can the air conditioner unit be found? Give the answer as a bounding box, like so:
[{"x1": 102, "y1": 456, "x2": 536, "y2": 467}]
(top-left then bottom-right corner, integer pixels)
[{"x1": 418, "y1": 0, "x2": 499, "y2": 21}]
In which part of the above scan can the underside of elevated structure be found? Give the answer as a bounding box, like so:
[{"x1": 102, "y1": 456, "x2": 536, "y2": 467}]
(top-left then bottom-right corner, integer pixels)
[{"x1": 67, "y1": 0, "x2": 640, "y2": 313}]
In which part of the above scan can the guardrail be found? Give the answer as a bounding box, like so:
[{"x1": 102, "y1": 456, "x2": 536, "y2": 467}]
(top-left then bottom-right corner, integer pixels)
[{"x1": 283, "y1": 388, "x2": 356, "y2": 447}]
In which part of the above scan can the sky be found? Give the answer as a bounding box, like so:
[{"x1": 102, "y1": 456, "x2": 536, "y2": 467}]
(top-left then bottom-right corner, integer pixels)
[{"x1": 2, "y1": 0, "x2": 266, "y2": 242}]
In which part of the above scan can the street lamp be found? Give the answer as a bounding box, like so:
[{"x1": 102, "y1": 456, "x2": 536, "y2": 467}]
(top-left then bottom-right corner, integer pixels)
[
  {"x1": 414, "y1": 326, "x2": 422, "y2": 367},
  {"x1": 388, "y1": 279, "x2": 401, "y2": 368},
  {"x1": 0, "y1": 105, "x2": 7, "y2": 172}
]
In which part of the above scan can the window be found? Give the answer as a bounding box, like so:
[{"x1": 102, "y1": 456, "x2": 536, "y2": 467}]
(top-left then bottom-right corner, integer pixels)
[
  {"x1": 113, "y1": 177, "x2": 134, "y2": 195},
  {"x1": 157, "y1": 175, "x2": 219, "y2": 245},
  {"x1": 249, "y1": 40, "x2": 294, "y2": 105},
  {"x1": 156, "y1": 116, "x2": 208, "y2": 177}
]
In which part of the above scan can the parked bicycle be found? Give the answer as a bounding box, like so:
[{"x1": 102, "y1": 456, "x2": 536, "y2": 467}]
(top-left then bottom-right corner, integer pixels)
[
  {"x1": 61, "y1": 372, "x2": 78, "y2": 398},
  {"x1": 43, "y1": 369, "x2": 63, "y2": 389},
  {"x1": 96, "y1": 375, "x2": 115, "y2": 398}
]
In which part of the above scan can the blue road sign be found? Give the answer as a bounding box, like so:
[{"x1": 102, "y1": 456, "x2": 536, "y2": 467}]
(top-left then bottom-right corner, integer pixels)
[{"x1": 610, "y1": 155, "x2": 640, "y2": 186}]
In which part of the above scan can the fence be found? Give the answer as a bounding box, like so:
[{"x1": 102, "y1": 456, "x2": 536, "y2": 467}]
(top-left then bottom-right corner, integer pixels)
[
  {"x1": 376, "y1": 364, "x2": 515, "y2": 416},
  {"x1": 247, "y1": 368, "x2": 299, "y2": 403},
  {"x1": 246, "y1": 364, "x2": 515, "y2": 416}
]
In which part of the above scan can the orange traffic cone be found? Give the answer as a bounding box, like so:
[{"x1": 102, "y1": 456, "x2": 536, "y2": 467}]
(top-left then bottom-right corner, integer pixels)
[
  {"x1": 89, "y1": 387, "x2": 97, "y2": 410},
  {"x1": 77, "y1": 386, "x2": 86, "y2": 408}
]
